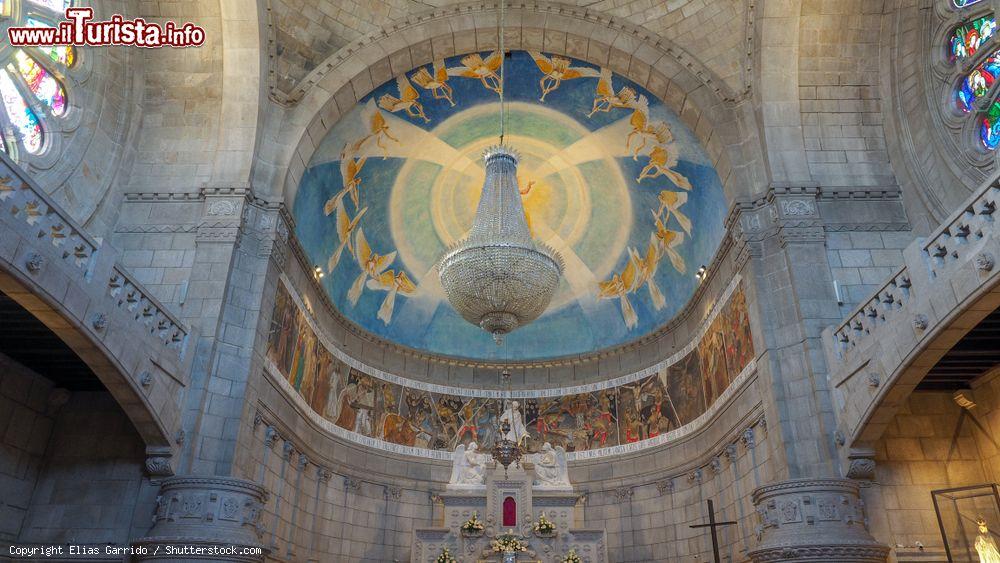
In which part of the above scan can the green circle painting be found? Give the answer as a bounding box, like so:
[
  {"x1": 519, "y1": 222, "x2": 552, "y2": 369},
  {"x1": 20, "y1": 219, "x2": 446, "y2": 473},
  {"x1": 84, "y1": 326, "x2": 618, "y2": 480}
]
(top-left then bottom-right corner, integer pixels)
[{"x1": 293, "y1": 50, "x2": 728, "y2": 361}]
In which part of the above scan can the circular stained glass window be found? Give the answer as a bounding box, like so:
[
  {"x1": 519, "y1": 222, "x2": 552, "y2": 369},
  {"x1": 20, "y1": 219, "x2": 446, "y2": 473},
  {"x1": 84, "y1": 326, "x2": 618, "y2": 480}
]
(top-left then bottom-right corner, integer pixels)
[{"x1": 0, "y1": 0, "x2": 76, "y2": 159}]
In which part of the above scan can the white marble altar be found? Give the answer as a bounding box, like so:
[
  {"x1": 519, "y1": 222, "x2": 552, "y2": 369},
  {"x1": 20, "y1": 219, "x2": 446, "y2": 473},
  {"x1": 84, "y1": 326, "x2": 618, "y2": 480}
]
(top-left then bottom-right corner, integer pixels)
[{"x1": 415, "y1": 453, "x2": 607, "y2": 563}]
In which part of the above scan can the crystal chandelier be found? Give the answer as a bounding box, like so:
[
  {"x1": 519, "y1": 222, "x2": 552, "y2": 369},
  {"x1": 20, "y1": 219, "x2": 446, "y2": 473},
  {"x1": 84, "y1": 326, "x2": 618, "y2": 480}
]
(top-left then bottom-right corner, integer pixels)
[
  {"x1": 437, "y1": 1, "x2": 564, "y2": 345},
  {"x1": 438, "y1": 147, "x2": 564, "y2": 343}
]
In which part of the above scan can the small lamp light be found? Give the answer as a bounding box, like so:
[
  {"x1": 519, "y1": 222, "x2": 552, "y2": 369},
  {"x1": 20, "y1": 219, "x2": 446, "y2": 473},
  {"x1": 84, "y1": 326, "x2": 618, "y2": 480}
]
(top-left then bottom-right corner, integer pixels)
[
  {"x1": 695, "y1": 265, "x2": 707, "y2": 281},
  {"x1": 313, "y1": 265, "x2": 324, "y2": 279}
]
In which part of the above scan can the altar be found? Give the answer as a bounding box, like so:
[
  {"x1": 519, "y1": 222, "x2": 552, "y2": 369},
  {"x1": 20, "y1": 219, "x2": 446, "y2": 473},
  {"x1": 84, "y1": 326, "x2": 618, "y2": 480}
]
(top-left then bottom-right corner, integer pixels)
[{"x1": 411, "y1": 443, "x2": 608, "y2": 563}]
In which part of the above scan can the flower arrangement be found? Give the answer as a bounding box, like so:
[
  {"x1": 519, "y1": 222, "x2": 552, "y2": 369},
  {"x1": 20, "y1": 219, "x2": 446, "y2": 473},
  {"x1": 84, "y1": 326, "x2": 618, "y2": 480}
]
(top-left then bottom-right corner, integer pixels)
[
  {"x1": 460, "y1": 512, "x2": 485, "y2": 536},
  {"x1": 435, "y1": 547, "x2": 457, "y2": 563},
  {"x1": 561, "y1": 549, "x2": 582, "y2": 563},
  {"x1": 491, "y1": 531, "x2": 528, "y2": 553},
  {"x1": 533, "y1": 513, "x2": 557, "y2": 536}
]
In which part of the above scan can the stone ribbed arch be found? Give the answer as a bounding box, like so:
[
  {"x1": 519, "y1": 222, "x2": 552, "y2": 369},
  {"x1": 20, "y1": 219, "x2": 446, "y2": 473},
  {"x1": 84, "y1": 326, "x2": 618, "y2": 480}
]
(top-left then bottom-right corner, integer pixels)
[{"x1": 253, "y1": 0, "x2": 767, "y2": 204}]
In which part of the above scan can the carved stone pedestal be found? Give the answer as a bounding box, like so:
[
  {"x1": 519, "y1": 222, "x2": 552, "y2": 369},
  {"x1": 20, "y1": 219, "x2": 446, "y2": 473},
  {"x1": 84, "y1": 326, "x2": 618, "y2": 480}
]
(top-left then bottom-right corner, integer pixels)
[
  {"x1": 748, "y1": 478, "x2": 889, "y2": 562},
  {"x1": 131, "y1": 476, "x2": 269, "y2": 562}
]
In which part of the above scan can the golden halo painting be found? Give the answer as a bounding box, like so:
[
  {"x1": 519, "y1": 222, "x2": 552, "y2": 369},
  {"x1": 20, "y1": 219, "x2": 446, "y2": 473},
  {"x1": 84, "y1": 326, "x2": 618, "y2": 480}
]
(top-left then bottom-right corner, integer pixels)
[{"x1": 293, "y1": 50, "x2": 728, "y2": 361}]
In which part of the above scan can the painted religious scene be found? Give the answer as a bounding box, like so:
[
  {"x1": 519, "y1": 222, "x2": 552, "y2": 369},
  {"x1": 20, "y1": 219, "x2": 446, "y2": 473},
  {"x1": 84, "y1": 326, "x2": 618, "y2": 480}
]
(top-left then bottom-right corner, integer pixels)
[
  {"x1": 292, "y1": 50, "x2": 729, "y2": 361},
  {"x1": 265, "y1": 281, "x2": 755, "y2": 458}
]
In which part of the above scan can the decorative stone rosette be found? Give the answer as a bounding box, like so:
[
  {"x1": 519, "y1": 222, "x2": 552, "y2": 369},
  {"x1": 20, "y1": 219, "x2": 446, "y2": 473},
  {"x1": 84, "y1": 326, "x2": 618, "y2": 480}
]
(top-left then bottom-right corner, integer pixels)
[
  {"x1": 748, "y1": 478, "x2": 889, "y2": 562},
  {"x1": 131, "y1": 476, "x2": 269, "y2": 562}
]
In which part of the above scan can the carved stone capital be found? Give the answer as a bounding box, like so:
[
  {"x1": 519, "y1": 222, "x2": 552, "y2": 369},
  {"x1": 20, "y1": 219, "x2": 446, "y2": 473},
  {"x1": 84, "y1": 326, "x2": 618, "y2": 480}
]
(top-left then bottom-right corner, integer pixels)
[
  {"x1": 748, "y1": 478, "x2": 888, "y2": 563},
  {"x1": 613, "y1": 486, "x2": 633, "y2": 503},
  {"x1": 656, "y1": 479, "x2": 674, "y2": 495},
  {"x1": 144, "y1": 447, "x2": 174, "y2": 478},
  {"x1": 263, "y1": 426, "x2": 278, "y2": 448}
]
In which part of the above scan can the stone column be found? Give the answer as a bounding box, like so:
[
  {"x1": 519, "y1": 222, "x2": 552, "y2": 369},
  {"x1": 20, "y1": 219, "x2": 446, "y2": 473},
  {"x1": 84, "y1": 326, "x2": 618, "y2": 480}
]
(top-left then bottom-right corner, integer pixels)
[
  {"x1": 132, "y1": 476, "x2": 269, "y2": 562},
  {"x1": 747, "y1": 478, "x2": 888, "y2": 562}
]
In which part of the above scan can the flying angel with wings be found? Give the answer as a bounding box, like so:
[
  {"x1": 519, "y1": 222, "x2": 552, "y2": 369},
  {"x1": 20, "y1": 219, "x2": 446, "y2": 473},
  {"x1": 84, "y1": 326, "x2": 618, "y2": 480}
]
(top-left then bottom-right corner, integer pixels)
[
  {"x1": 378, "y1": 74, "x2": 430, "y2": 123},
  {"x1": 598, "y1": 255, "x2": 640, "y2": 330},
  {"x1": 528, "y1": 51, "x2": 600, "y2": 102},
  {"x1": 411, "y1": 60, "x2": 455, "y2": 106},
  {"x1": 350, "y1": 99, "x2": 400, "y2": 159},
  {"x1": 588, "y1": 67, "x2": 637, "y2": 117},
  {"x1": 651, "y1": 213, "x2": 687, "y2": 274},
  {"x1": 323, "y1": 144, "x2": 368, "y2": 210},
  {"x1": 348, "y1": 227, "x2": 398, "y2": 307},
  {"x1": 367, "y1": 269, "x2": 417, "y2": 325},
  {"x1": 447, "y1": 51, "x2": 503, "y2": 94},
  {"x1": 324, "y1": 191, "x2": 367, "y2": 272},
  {"x1": 656, "y1": 191, "x2": 692, "y2": 235},
  {"x1": 629, "y1": 241, "x2": 667, "y2": 311},
  {"x1": 637, "y1": 145, "x2": 691, "y2": 189},
  {"x1": 624, "y1": 95, "x2": 675, "y2": 159}
]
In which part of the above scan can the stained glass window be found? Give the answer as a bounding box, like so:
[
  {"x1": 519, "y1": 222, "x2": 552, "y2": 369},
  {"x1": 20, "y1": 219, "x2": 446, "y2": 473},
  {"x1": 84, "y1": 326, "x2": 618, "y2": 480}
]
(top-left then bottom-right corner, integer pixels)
[
  {"x1": 0, "y1": 71, "x2": 43, "y2": 154},
  {"x1": 26, "y1": 0, "x2": 70, "y2": 12},
  {"x1": 954, "y1": 0, "x2": 986, "y2": 7},
  {"x1": 12, "y1": 51, "x2": 66, "y2": 116},
  {"x1": 0, "y1": 1, "x2": 76, "y2": 160},
  {"x1": 26, "y1": 19, "x2": 75, "y2": 67},
  {"x1": 982, "y1": 100, "x2": 1000, "y2": 149},
  {"x1": 950, "y1": 15, "x2": 997, "y2": 62},
  {"x1": 957, "y1": 49, "x2": 1000, "y2": 112}
]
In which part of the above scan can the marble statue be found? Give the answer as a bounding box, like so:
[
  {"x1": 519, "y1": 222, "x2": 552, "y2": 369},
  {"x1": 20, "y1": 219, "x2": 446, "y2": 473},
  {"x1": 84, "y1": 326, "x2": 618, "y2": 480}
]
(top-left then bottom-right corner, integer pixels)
[
  {"x1": 976, "y1": 518, "x2": 1000, "y2": 563},
  {"x1": 449, "y1": 443, "x2": 488, "y2": 486},
  {"x1": 499, "y1": 401, "x2": 529, "y2": 446},
  {"x1": 532, "y1": 442, "x2": 570, "y2": 489}
]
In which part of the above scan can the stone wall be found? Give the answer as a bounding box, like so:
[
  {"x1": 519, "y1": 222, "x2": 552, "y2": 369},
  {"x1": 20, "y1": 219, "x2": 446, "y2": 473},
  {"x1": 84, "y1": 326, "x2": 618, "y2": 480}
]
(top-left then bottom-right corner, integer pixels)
[
  {"x1": 0, "y1": 354, "x2": 55, "y2": 543},
  {"x1": 17, "y1": 392, "x2": 153, "y2": 545},
  {"x1": 826, "y1": 230, "x2": 913, "y2": 316},
  {"x1": 863, "y1": 378, "x2": 1000, "y2": 558},
  {"x1": 0, "y1": 352, "x2": 154, "y2": 548}
]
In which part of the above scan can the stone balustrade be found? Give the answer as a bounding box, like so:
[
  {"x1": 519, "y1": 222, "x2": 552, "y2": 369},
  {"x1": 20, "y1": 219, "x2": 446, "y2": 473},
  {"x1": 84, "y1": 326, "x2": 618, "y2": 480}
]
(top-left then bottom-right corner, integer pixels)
[
  {"x1": 823, "y1": 175, "x2": 1000, "y2": 455},
  {"x1": 108, "y1": 265, "x2": 187, "y2": 352},
  {"x1": 0, "y1": 166, "x2": 98, "y2": 276},
  {"x1": 0, "y1": 152, "x2": 191, "y2": 469}
]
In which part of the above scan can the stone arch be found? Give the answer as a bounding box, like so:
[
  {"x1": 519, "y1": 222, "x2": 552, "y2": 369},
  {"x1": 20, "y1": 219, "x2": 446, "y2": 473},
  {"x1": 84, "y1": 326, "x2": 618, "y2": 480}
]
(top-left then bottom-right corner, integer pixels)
[
  {"x1": 852, "y1": 276, "x2": 1000, "y2": 448},
  {"x1": 252, "y1": 0, "x2": 768, "y2": 206},
  {"x1": 0, "y1": 158, "x2": 192, "y2": 459}
]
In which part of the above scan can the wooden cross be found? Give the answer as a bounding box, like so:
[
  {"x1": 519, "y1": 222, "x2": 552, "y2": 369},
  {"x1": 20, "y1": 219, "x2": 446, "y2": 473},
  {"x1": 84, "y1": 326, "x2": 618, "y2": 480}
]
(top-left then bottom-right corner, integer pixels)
[{"x1": 689, "y1": 499, "x2": 738, "y2": 563}]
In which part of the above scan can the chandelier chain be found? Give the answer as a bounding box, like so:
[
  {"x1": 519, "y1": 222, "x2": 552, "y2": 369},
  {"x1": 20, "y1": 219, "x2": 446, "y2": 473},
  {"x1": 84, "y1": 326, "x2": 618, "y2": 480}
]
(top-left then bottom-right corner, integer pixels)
[{"x1": 499, "y1": 0, "x2": 505, "y2": 145}]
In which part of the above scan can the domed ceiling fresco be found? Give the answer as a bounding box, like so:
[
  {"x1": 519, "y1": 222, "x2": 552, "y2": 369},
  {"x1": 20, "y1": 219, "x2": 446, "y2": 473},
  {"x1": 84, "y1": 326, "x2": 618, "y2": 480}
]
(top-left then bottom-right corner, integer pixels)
[{"x1": 293, "y1": 50, "x2": 728, "y2": 361}]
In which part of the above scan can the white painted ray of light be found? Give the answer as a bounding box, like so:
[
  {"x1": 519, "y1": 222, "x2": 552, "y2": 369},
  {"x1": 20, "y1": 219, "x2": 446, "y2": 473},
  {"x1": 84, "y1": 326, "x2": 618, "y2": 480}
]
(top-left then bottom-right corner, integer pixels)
[
  {"x1": 530, "y1": 221, "x2": 600, "y2": 313},
  {"x1": 531, "y1": 117, "x2": 638, "y2": 178}
]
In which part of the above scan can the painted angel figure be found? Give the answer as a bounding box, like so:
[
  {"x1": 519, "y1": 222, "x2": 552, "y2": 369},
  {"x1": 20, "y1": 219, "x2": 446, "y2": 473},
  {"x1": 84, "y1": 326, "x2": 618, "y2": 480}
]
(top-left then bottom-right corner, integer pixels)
[
  {"x1": 449, "y1": 443, "x2": 487, "y2": 486},
  {"x1": 366, "y1": 268, "x2": 417, "y2": 325},
  {"x1": 533, "y1": 442, "x2": 570, "y2": 488},
  {"x1": 378, "y1": 74, "x2": 430, "y2": 123},
  {"x1": 351, "y1": 99, "x2": 400, "y2": 159},
  {"x1": 637, "y1": 145, "x2": 691, "y2": 190},
  {"x1": 598, "y1": 257, "x2": 640, "y2": 330},
  {"x1": 588, "y1": 67, "x2": 637, "y2": 117},
  {"x1": 411, "y1": 59, "x2": 455, "y2": 106},
  {"x1": 976, "y1": 518, "x2": 1000, "y2": 563},
  {"x1": 447, "y1": 51, "x2": 503, "y2": 94},
  {"x1": 528, "y1": 51, "x2": 600, "y2": 102},
  {"x1": 323, "y1": 191, "x2": 367, "y2": 272},
  {"x1": 347, "y1": 227, "x2": 397, "y2": 307}
]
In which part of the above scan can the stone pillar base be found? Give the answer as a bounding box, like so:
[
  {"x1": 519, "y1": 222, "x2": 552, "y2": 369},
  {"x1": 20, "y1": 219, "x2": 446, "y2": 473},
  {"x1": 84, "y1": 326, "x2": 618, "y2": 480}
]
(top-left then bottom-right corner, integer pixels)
[
  {"x1": 131, "y1": 476, "x2": 269, "y2": 562},
  {"x1": 748, "y1": 478, "x2": 889, "y2": 563}
]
